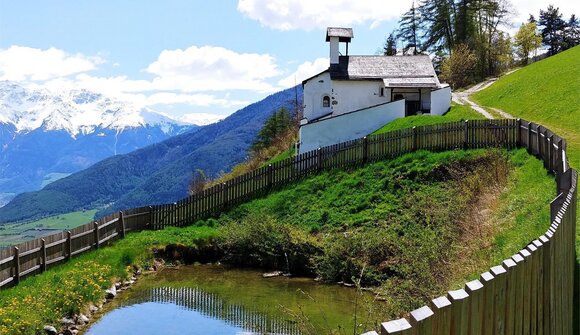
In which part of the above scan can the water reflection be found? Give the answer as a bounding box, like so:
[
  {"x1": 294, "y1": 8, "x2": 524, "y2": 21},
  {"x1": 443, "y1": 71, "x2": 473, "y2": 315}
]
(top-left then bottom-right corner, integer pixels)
[
  {"x1": 86, "y1": 286, "x2": 300, "y2": 335},
  {"x1": 85, "y1": 265, "x2": 385, "y2": 335}
]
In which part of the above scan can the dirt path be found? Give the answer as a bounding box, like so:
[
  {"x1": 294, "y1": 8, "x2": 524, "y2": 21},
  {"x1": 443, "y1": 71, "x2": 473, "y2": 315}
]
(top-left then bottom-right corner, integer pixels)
[{"x1": 452, "y1": 73, "x2": 517, "y2": 119}]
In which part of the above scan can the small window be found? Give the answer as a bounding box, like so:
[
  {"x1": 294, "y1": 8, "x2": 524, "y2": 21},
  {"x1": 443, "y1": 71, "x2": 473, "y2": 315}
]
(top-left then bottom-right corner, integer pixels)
[
  {"x1": 322, "y1": 95, "x2": 330, "y2": 108},
  {"x1": 379, "y1": 87, "x2": 385, "y2": 97}
]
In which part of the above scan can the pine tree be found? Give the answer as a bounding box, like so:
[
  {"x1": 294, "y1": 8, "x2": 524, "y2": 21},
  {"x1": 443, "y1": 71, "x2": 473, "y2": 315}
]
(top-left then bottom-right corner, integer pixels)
[
  {"x1": 251, "y1": 107, "x2": 292, "y2": 152},
  {"x1": 563, "y1": 14, "x2": 580, "y2": 50},
  {"x1": 397, "y1": 1, "x2": 422, "y2": 54},
  {"x1": 383, "y1": 32, "x2": 398, "y2": 56},
  {"x1": 539, "y1": 5, "x2": 566, "y2": 55},
  {"x1": 418, "y1": 0, "x2": 456, "y2": 54}
]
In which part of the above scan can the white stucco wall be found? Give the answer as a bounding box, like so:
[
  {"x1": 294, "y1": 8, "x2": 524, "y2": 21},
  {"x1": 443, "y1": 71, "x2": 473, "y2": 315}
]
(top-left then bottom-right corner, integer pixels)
[
  {"x1": 303, "y1": 72, "x2": 332, "y2": 121},
  {"x1": 298, "y1": 99, "x2": 405, "y2": 154},
  {"x1": 331, "y1": 80, "x2": 390, "y2": 115},
  {"x1": 430, "y1": 86, "x2": 452, "y2": 116}
]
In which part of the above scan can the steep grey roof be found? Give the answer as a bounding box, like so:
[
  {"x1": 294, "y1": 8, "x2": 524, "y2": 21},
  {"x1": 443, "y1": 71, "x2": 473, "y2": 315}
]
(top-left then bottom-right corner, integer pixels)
[
  {"x1": 326, "y1": 27, "x2": 353, "y2": 42},
  {"x1": 328, "y1": 55, "x2": 440, "y2": 87}
]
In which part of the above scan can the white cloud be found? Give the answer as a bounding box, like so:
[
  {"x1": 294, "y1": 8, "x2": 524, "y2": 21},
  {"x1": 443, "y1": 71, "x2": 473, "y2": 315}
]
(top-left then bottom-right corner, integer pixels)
[
  {"x1": 511, "y1": 0, "x2": 580, "y2": 25},
  {"x1": 145, "y1": 92, "x2": 249, "y2": 108},
  {"x1": 278, "y1": 57, "x2": 329, "y2": 87},
  {"x1": 146, "y1": 45, "x2": 281, "y2": 92},
  {"x1": 237, "y1": 0, "x2": 411, "y2": 30},
  {"x1": 0, "y1": 46, "x2": 103, "y2": 81},
  {"x1": 181, "y1": 112, "x2": 230, "y2": 125}
]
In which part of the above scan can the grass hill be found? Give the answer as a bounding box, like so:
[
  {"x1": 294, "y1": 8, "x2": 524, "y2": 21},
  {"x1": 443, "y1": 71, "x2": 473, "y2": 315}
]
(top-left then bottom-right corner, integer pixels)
[
  {"x1": 472, "y1": 45, "x2": 580, "y2": 168},
  {"x1": 0, "y1": 86, "x2": 303, "y2": 224},
  {"x1": 0, "y1": 147, "x2": 554, "y2": 334}
]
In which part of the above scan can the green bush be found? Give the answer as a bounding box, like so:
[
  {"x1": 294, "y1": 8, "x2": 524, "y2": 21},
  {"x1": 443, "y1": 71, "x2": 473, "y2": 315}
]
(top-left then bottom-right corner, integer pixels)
[{"x1": 219, "y1": 213, "x2": 320, "y2": 274}]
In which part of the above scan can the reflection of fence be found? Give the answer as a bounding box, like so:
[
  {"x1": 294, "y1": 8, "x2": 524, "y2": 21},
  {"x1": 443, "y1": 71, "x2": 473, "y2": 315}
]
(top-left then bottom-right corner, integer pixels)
[
  {"x1": 136, "y1": 286, "x2": 300, "y2": 335},
  {"x1": 0, "y1": 118, "x2": 576, "y2": 334}
]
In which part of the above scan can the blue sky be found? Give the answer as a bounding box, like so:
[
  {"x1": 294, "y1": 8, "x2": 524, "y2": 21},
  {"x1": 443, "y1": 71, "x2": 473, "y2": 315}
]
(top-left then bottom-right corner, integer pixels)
[{"x1": 1, "y1": 0, "x2": 578, "y2": 124}]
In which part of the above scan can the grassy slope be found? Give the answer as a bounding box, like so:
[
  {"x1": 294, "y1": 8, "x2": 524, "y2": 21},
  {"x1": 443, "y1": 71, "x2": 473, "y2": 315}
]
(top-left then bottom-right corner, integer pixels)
[
  {"x1": 472, "y1": 46, "x2": 580, "y2": 168},
  {"x1": 0, "y1": 148, "x2": 553, "y2": 334},
  {"x1": 471, "y1": 47, "x2": 580, "y2": 328},
  {"x1": 372, "y1": 103, "x2": 485, "y2": 135}
]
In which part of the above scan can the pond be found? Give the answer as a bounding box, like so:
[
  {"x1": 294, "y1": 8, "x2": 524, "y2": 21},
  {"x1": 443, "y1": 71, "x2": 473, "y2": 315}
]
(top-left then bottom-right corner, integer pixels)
[{"x1": 84, "y1": 264, "x2": 387, "y2": 335}]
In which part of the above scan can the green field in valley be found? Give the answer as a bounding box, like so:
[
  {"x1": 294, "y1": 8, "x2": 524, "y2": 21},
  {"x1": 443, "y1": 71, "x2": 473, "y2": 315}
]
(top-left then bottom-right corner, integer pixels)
[{"x1": 0, "y1": 210, "x2": 97, "y2": 247}]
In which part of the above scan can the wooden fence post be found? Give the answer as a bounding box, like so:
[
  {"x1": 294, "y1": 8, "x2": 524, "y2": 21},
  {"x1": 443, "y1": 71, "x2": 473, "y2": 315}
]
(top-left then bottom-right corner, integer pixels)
[
  {"x1": 317, "y1": 148, "x2": 322, "y2": 171},
  {"x1": 362, "y1": 136, "x2": 368, "y2": 163},
  {"x1": 267, "y1": 164, "x2": 273, "y2": 189},
  {"x1": 557, "y1": 138, "x2": 564, "y2": 176},
  {"x1": 464, "y1": 120, "x2": 469, "y2": 149},
  {"x1": 66, "y1": 231, "x2": 72, "y2": 261},
  {"x1": 41, "y1": 238, "x2": 47, "y2": 272},
  {"x1": 412, "y1": 127, "x2": 417, "y2": 151},
  {"x1": 149, "y1": 206, "x2": 154, "y2": 230},
  {"x1": 546, "y1": 134, "x2": 552, "y2": 171},
  {"x1": 516, "y1": 118, "x2": 521, "y2": 147},
  {"x1": 119, "y1": 211, "x2": 126, "y2": 239},
  {"x1": 527, "y1": 122, "x2": 532, "y2": 153},
  {"x1": 94, "y1": 222, "x2": 100, "y2": 249},
  {"x1": 13, "y1": 246, "x2": 20, "y2": 285}
]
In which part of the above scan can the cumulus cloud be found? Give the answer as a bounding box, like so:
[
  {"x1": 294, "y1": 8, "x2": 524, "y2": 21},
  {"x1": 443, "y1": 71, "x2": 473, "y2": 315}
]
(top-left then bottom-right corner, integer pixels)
[
  {"x1": 146, "y1": 45, "x2": 281, "y2": 92},
  {"x1": 510, "y1": 0, "x2": 580, "y2": 25},
  {"x1": 278, "y1": 58, "x2": 329, "y2": 87},
  {"x1": 145, "y1": 92, "x2": 249, "y2": 108},
  {"x1": 237, "y1": 0, "x2": 411, "y2": 30},
  {"x1": 0, "y1": 46, "x2": 103, "y2": 81}
]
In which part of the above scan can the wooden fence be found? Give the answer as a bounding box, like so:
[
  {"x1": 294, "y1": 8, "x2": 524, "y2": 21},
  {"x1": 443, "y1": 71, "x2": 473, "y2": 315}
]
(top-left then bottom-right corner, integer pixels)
[
  {"x1": 0, "y1": 118, "x2": 576, "y2": 333},
  {"x1": 364, "y1": 119, "x2": 577, "y2": 335}
]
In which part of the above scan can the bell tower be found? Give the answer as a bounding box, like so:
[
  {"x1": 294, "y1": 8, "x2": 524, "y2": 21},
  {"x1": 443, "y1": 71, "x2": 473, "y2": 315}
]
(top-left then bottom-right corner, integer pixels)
[{"x1": 326, "y1": 27, "x2": 353, "y2": 64}]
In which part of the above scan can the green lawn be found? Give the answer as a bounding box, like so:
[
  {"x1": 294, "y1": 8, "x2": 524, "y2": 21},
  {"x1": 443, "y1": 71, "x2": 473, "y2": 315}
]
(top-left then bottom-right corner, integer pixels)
[
  {"x1": 0, "y1": 210, "x2": 97, "y2": 247},
  {"x1": 472, "y1": 45, "x2": 580, "y2": 168},
  {"x1": 372, "y1": 103, "x2": 485, "y2": 135}
]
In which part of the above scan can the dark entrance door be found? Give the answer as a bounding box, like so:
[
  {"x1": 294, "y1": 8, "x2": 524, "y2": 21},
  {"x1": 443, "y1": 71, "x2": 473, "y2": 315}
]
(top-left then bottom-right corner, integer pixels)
[{"x1": 405, "y1": 101, "x2": 421, "y2": 116}]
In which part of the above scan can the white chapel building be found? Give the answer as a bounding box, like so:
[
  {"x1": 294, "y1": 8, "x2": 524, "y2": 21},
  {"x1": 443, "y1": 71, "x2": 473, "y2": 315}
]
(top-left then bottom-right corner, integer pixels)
[{"x1": 298, "y1": 27, "x2": 451, "y2": 154}]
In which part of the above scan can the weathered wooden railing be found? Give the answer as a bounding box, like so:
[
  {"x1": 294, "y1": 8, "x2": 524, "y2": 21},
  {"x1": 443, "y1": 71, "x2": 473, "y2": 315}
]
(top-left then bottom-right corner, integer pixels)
[{"x1": 0, "y1": 119, "x2": 576, "y2": 333}]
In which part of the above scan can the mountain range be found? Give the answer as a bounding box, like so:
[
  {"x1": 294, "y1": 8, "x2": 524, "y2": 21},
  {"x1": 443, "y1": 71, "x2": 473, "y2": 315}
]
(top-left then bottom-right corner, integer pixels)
[
  {"x1": 0, "y1": 81, "x2": 197, "y2": 206},
  {"x1": 0, "y1": 85, "x2": 303, "y2": 223}
]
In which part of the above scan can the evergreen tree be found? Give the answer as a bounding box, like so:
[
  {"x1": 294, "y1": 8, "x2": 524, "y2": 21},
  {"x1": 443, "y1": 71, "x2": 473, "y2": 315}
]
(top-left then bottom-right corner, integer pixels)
[
  {"x1": 454, "y1": 0, "x2": 476, "y2": 46},
  {"x1": 514, "y1": 21, "x2": 542, "y2": 65},
  {"x1": 418, "y1": 0, "x2": 456, "y2": 54},
  {"x1": 251, "y1": 107, "x2": 292, "y2": 152},
  {"x1": 383, "y1": 32, "x2": 398, "y2": 56},
  {"x1": 563, "y1": 14, "x2": 580, "y2": 50},
  {"x1": 528, "y1": 14, "x2": 536, "y2": 24},
  {"x1": 397, "y1": 1, "x2": 422, "y2": 54},
  {"x1": 539, "y1": 5, "x2": 566, "y2": 55}
]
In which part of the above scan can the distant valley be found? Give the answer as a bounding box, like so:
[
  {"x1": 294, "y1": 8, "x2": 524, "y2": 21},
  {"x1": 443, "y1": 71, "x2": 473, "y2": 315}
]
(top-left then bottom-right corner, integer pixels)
[
  {"x1": 0, "y1": 85, "x2": 303, "y2": 223},
  {"x1": 0, "y1": 81, "x2": 198, "y2": 205}
]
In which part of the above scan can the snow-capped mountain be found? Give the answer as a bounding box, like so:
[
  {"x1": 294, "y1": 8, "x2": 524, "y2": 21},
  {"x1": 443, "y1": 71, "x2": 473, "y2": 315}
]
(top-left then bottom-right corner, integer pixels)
[
  {"x1": 0, "y1": 81, "x2": 190, "y2": 137},
  {"x1": 0, "y1": 81, "x2": 199, "y2": 206}
]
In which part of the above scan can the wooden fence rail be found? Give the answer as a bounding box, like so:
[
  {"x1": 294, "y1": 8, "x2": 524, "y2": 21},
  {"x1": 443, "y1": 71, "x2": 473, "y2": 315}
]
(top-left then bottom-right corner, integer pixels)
[{"x1": 0, "y1": 118, "x2": 576, "y2": 333}]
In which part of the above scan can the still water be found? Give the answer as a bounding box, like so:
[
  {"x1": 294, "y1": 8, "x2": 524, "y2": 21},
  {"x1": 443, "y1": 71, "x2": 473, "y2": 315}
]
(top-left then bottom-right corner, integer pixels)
[{"x1": 84, "y1": 264, "x2": 386, "y2": 335}]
